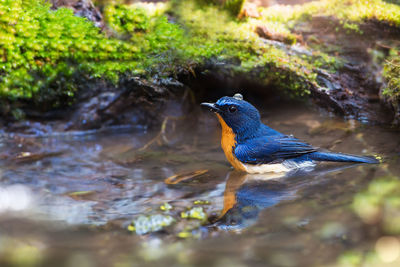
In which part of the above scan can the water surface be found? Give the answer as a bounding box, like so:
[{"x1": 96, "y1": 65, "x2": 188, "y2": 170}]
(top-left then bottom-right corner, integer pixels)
[{"x1": 0, "y1": 104, "x2": 399, "y2": 266}]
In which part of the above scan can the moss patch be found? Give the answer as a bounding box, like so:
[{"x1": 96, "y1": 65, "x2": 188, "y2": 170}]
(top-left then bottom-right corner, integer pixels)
[
  {"x1": 1, "y1": 0, "x2": 400, "y2": 116},
  {"x1": 199, "y1": 0, "x2": 246, "y2": 17},
  {"x1": 256, "y1": 0, "x2": 400, "y2": 36},
  {"x1": 0, "y1": 0, "x2": 140, "y2": 109},
  {"x1": 170, "y1": 0, "x2": 338, "y2": 97},
  {"x1": 382, "y1": 50, "x2": 400, "y2": 106}
]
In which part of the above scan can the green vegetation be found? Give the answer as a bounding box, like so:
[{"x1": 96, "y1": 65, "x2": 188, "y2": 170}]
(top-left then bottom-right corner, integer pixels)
[
  {"x1": 1, "y1": 0, "x2": 400, "y2": 114},
  {"x1": 0, "y1": 0, "x2": 326, "y2": 112},
  {"x1": 256, "y1": 0, "x2": 400, "y2": 36},
  {"x1": 0, "y1": 0, "x2": 138, "y2": 108},
  {"x1": 0, "y1": 0, "x2": 189, "y2": 110},
  {"x1": 169, "y1": 0, "x2": 336, "y2": 96},
  {"x1": 382, "y1": 50, "x2": 400, "y2": 106},
  {"x1": 202, "y1": 0, "x2": 246, "y2": 16},
  {"x1": 223, "y1": 0, "x2": 246, "y2": 17}
]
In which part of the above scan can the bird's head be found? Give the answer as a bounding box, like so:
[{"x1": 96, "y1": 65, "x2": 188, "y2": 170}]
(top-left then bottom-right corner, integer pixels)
[{"x1": 201, "y1": 94, "x2": 261, "y2": 139}]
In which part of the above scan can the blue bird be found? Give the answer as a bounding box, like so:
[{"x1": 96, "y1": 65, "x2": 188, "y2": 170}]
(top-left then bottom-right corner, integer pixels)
[{"x1": 201, "y1": 94, "x2": 379, "y2": 173}]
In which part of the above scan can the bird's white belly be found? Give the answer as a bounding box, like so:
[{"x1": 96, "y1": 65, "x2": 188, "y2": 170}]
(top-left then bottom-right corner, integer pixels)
[{"x1": 242, "y1": 160, "x2": 316, "y2": 174}]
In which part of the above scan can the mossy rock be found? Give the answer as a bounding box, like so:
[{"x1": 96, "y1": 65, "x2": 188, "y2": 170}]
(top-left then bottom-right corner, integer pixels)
[
  {"x1": 382, "y1": 50, "x2": 400, "y2": 123},
  {"x1": 2, "y1": 0, "x2": 400, "y2": 124}
]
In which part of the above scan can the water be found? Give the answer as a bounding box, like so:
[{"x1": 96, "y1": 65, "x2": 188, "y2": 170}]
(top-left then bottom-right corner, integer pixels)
[{"x1": 0, "y1": 104, "x2": 399, "y2": 266}]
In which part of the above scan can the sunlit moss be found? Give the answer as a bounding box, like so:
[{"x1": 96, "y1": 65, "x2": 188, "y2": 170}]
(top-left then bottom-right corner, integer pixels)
[
  {"x1": 0, "y1": 0, "x2": 140, "y2": 108},
  {"x1": 199, "y1": 0, "x2": 246, "y2": 16},
  {"x1": 256, "y1": 0, "x2": 400, "y2": 35},
  {"x1": 3, "y1": 0, "x2": 398, "y2": 113},
  {"x1": 0, "y1": 0, "x2": 337, "y2": 111},
  {"x1": 382, "y1": 50, "x2": 400, "y2": 106},
  {"x1": 224, "y1": 0, "x2": 246, "y2": 17},
  {"x1": 170, "y1": 0, "x2": 331, "y2": 97}
]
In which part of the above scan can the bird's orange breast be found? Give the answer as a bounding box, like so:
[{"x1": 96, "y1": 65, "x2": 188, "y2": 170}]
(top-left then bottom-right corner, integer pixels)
[{"x1": 216, "y1": 114, "x2": 246, "y2": 172}]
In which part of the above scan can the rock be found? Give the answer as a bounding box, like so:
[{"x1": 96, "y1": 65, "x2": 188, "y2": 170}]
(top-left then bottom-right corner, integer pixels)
[
  {"x1": 256, "y1": 25, "x2": 303, "y2": 45},
  {"x1": 50, "y1": 0, "x2": 104, "y2": 28},
  {"x1": 65, "y1": 77, "x2": 186, "y2": 130}
]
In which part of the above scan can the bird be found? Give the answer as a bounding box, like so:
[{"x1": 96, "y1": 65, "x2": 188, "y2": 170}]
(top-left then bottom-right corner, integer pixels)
[{"x1": 201, "y1": 93, "x2": 379, "y2": 174}]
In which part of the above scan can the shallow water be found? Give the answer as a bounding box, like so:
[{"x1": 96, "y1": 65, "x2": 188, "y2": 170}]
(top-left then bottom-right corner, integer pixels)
[{"x1": 0, "y1": 103, "x2": 399, "y2": 266}]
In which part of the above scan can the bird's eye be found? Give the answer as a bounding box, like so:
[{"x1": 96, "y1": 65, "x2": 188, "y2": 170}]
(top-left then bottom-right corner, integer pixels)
[{"x1": 228, "y1": 105, "x2": 237, "y2": 113}]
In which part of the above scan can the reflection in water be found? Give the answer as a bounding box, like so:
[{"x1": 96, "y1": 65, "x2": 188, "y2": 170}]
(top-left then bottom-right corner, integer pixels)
[{"x1": 216, "y1": 164, "x2": 362, "y2": 230}]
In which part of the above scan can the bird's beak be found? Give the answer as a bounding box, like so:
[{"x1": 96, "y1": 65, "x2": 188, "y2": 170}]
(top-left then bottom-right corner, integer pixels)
[{"x1": 201, "y1": 102, "x2": 220, "y2": 113}]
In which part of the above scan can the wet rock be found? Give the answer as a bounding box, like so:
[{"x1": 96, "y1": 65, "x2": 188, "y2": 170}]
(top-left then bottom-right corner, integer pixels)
[
  {"x1": 66, "y1": 77, "x2": 186, "y2": 130},
  {"x1": 50, "y1": 0, "x2": 104, "y2": 28},
  {"x1": 293, "y1": 16, "x2": 400, "y2": 123}
]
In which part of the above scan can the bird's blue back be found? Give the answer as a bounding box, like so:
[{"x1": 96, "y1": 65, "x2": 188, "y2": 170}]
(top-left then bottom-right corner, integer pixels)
[{"x1": 211, "y1": 96, "x2": 378, "y2": 165}]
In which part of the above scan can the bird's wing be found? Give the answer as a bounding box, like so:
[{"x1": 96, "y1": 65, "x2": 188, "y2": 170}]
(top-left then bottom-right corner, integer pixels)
[{"x1": 234, "y1": 135, "x2": 317, "y2": 164}]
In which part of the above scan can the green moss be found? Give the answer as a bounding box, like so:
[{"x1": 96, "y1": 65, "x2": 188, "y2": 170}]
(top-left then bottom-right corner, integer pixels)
[
  {"x1": 0, "y1": 0, "x2": 140, "y2": 109},
  {"x1": 104, "y1": 4, "x2": 149, "y2": 35},
  {"x1": 0, "y1": 0, "x2": 190, "y2": 111},
  {"x1": 170, "y1": 0, "x2": 329, "y2": 96},
  {"x1": 223, "y1": 0, "x2": 246, "y2": 16},
  {"x1": 5, "y1": 0, "x2": 397, "y2": 113},
  {"x1": 382, "y1": 50, "x2": 400, "y2": 105},
  {"x1": 199, "y1": 0, "x2": 246, "y2": 16},
  {"x1": 257, "y1": 0, "x2": 400, "y2": 35},
  {"x1": 0, "y1": 0, "x2": 335, "y2": 111}
]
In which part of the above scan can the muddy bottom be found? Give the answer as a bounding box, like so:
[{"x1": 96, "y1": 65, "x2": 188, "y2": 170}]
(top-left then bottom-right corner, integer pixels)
[{"x1": 0, "y1": 103, "x2": 399, "y2": 267}]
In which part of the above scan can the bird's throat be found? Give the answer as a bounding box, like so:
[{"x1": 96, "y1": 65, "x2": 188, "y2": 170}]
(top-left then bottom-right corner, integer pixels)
[{"x1": 216, "y1": 114, "x2": 246, "y2": 171}]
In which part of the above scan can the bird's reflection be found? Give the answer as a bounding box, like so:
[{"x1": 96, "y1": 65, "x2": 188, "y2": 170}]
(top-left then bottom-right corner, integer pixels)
[{"x1": 215, "y1": 164, "x2": 361, "y2": 230}]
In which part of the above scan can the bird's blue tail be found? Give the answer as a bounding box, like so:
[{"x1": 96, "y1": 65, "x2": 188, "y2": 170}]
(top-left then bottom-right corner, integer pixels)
[{"x1": 308, "y1": 151, "x2": 379, "y2": 164}]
